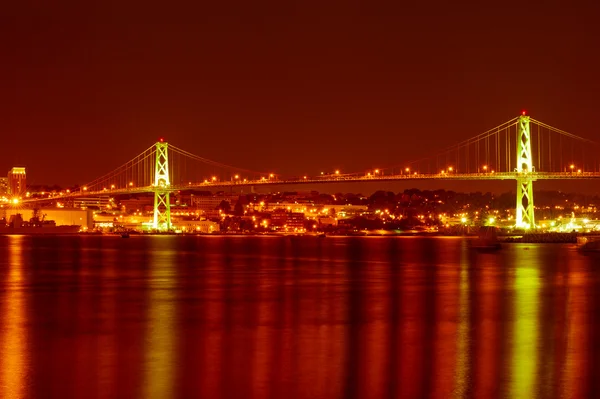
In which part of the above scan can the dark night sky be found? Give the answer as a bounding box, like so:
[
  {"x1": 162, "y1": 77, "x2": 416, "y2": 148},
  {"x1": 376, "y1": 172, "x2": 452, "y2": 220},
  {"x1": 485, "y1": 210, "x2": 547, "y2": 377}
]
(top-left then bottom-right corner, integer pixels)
[{"x1": 2, "y1": 1, "x2": 600, "y2": 191}]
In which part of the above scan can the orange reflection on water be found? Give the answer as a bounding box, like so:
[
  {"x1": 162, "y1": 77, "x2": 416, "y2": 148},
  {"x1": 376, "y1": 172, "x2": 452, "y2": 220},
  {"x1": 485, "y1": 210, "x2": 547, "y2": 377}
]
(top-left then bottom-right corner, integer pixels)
[
  {"x1": 358, "y1": 254, "x2": 389, "y2": 399},
  {"x1": 562, "y1": 252, "x2": 590, "y2": 398},
  {"x1": 429, "y1": 239, "x2": 460, "y2": 398},
  {"x1": 397, "y1": 241, "x2": 427, "y2": 398},
  {"x1": 0, "y1": 236, "x2": 28, "y2": 399},
  {"x1": 473, "y1": 253, "x2": 503, "y2": 397}
]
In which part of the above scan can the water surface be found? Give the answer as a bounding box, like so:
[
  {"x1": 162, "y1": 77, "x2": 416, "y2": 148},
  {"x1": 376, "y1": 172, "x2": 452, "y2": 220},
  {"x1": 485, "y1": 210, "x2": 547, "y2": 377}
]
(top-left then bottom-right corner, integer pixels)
[{"x1": 0, "y1": 235, "x2": 599, "y2": 398}]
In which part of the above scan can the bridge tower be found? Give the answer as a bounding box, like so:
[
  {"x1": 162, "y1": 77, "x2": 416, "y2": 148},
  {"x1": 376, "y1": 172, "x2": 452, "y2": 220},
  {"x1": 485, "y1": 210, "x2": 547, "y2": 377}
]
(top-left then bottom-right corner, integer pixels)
[
  {"x1": 152, "y1": 140, "x2": 171, "y2": 231},
  {"x1": 515, "y1": 114, "x2": 535, "y2": 229}
]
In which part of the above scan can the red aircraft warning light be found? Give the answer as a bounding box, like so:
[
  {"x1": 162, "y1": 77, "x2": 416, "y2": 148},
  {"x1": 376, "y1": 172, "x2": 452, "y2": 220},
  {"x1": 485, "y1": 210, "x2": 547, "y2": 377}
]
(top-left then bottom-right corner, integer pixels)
[
  {"x1": 159, "y1": 137, "x2": 164, "y2": 142},
  {"x1": 521, "y1": 110, "x2": 527, "y2": 116}
]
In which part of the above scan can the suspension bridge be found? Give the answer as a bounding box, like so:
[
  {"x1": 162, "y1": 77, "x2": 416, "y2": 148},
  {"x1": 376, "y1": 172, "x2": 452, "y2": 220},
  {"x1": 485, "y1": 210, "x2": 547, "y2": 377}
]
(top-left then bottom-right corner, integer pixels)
[{"x1": 23, "y1": 114, "x2": 600, "y2": 231}]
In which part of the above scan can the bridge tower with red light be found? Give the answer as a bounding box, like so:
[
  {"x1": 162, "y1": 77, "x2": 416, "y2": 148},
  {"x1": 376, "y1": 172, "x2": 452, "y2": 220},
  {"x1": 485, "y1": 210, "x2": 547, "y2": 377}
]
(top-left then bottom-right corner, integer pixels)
[
  {"x1": 515, "y1": 113, "x2": 535, "y2": 229},
  {"x1": 152, "y1": 140, "x2": 171, "y2": 231}
]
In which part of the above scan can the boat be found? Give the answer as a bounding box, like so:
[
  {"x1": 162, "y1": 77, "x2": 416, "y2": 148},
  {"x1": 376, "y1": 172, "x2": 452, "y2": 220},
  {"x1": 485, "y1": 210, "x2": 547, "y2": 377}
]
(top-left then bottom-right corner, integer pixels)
[
  {"x1": 0, "y1": 213, "x2": 81, "y2": 235},
  {"x1": 471, "y1": 226, "x2": 502, "y2": 251},
  {"x1": 577, "y1": 236, "x2": 600, "y2": 252}
]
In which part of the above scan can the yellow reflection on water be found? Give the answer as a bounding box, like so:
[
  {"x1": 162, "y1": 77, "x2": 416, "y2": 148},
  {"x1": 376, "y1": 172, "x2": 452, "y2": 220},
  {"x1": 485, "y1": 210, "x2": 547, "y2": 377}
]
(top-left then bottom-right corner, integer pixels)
[
  {"x1": 509, "y1": 246, "x2": 541, "y2": 398},
  {"x1": 0, "y1": 236, "x2": 28, "y2": 399},
  {"x1": 143, "y1": 243, "x2": 177, "y2": 399},
  {"x1": 453, "y1": 243, "x2": 470, "y2": 398}
]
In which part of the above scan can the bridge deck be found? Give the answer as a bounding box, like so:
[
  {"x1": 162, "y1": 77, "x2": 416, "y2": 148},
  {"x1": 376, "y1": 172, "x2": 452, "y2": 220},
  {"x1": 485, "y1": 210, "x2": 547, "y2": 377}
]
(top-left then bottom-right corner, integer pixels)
[{"x1": 21, "y1": 171, "x2": 600, "y2": 203}]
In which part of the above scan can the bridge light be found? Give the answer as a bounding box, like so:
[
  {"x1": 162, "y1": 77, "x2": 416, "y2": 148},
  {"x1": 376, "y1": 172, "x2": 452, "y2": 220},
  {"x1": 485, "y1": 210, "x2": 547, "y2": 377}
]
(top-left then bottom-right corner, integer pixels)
[
  {"x1": 448, "y1": 166, "x2": 453, "y2": 172},
  {"x1": 570, "y1": 164, "x2": 575, "y2": 170},
  {"x1": 12, "y1": 198, "x2": 19, "y2": 205},
  {"x1": 367, "y1": 172, "x2": 371, "y2": 176},
  {"x1": 335, "y1": 170, "x2": 340, "y2": 175},
  {"x1": 269, "y1": 173, "x2": 274, "y2": 178},
  {"x1": 234, "y1": 174, "x2": 239, "y2": 179},
  {"x1": 212, "y1": 176, "x2": 217, "y2": 181},
  {"x1": 111, "y1": 184, "x2": 115, "y2": 189},
  {"x1": 483, "y1": 165, "x2": 488, "y2": 171},
  {"x1": 375, "y1": 169, "x2": 379, "y2": 174},
  {"x1": 159, "y1": 137, "x2": 164, "y2": 142},
  {"x1": 303, "y1": 176, "x2": 307, "y2": 179},
  {"x1": 578, "y1": 169, "x2": 582, "y2": 173},
  {"x1": 129, "y1": 182, "x2": 133, "y2": 187},
  {"x1": 522, "y1": 110, "x2": 527, "y2": 116}
]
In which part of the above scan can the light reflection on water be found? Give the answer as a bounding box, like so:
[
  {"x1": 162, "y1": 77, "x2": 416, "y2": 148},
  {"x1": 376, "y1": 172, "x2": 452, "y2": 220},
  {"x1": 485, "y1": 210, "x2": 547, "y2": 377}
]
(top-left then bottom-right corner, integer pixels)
[
  {"x1": 0, "y1": 236, "x2": 28, "y2": 399},
  {"x1": 0, "y1": 235, "x2": 598, "y2": 399}
]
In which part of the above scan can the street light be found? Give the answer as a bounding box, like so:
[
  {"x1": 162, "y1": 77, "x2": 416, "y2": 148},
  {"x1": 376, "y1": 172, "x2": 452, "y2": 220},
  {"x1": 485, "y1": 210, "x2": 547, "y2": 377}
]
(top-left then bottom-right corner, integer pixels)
[{"x1": 570, "y1": 164, "x2": 575, "y2": 172}]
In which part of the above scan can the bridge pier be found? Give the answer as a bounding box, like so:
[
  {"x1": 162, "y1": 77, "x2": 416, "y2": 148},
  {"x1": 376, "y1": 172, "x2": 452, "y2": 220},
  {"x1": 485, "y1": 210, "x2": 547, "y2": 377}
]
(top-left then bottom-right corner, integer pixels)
[
  {"x1": 152, "y1": 141, "x2": 172, "y2": 231},
  {"x1": 515, "y1": 115, "x2": 535, "y2": 229}
]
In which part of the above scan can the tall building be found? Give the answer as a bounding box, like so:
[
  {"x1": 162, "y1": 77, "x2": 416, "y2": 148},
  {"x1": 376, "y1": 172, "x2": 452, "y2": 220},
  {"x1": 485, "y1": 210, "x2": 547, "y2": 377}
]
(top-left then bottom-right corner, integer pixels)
[
  {"x1": 0, "y1": 177, "x2": 8, "y2": 195},
  {"x1": 8, "y1": 167, "x2": 26, "y2": 197}
]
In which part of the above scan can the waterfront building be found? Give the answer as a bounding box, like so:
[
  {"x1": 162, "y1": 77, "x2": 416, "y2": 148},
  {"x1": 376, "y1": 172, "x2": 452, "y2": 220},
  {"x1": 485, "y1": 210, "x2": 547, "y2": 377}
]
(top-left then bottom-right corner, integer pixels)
[{"x1": 7, "y1": 167, "x2": 26, "y2": 196}]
